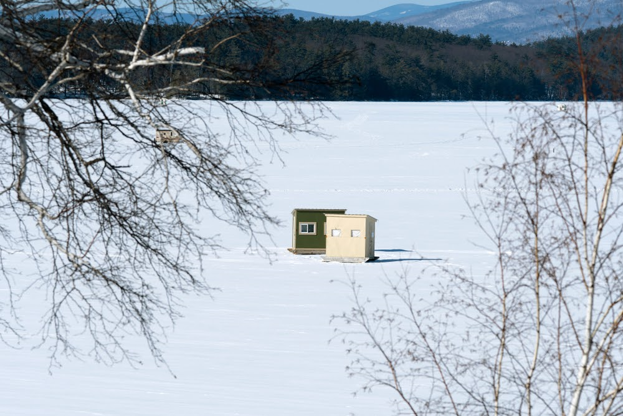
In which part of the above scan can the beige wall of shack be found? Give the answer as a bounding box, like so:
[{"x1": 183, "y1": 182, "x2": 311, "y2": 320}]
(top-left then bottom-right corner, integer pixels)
[{"x1": 325, "y1": 214, "x2": 377, "y2": 260}]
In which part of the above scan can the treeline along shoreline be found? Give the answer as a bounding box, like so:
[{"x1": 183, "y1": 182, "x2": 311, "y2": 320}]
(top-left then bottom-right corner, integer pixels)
[{"x1": 15, "y1": 13, "x2": 623, "y2": 101}]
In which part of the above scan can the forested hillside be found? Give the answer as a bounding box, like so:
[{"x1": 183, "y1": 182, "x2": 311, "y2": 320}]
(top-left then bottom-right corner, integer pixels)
[
  {"x1": 276, "y1": 16, "x2": 544, "y2": 101},
  {"x1": 14, "y1": 14, "x2": 623, "y2": 101}
]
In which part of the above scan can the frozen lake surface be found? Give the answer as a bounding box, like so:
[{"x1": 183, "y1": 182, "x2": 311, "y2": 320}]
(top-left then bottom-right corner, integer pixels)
[{"x1": 1, "y1": 101, "x2": 519, "y2": 415}]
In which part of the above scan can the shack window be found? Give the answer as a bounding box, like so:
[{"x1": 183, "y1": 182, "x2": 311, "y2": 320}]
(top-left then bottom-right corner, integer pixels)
[
  {"x1": 351, "y1": 230, "x2": 361, "y2": 237},
  {"x1": 299, "y1": 222, "x2": 316, "y2": 235},
  {"x1": 331, "y1": 229, "x2": 341, "y2": 237}
]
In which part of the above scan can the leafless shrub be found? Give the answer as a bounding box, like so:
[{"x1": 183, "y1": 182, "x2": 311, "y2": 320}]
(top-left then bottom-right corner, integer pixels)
[{"x1": 335, "y1": 1, "x2": 623, "y2": 414}]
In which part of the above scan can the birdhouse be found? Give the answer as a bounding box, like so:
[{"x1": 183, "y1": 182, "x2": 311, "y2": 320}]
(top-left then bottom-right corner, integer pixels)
[{"x1": 155, "y1": 128, "x2": 181, "y2": 144}]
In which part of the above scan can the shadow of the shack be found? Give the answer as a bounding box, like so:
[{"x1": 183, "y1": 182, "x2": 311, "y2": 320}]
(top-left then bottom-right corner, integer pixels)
[{"x1": 372, "y1": 249, "x2": 443, "y2": 263}]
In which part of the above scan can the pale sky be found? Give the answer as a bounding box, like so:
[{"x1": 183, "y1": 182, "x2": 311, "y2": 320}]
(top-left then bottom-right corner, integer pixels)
[{"x1": 273, "y1": 0, "x2": 462, "y2": 16}]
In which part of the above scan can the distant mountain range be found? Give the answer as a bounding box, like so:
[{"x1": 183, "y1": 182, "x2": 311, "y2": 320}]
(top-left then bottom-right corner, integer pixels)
[
  {"x1": 394, "y1": 0, "x2": 623, "y2": 43},
  {"x1": 276, "y1": 2, "x2": 469, "y2": 22},
  {"x1": 280, "y1": 0, "x2": 623, "y2": 43},
  {"x1": 36, "y1": 8, "x2": 203, "y2": 25},
  {"x1": 37, "y1": 1, "x2": 623, "y2": 44}
]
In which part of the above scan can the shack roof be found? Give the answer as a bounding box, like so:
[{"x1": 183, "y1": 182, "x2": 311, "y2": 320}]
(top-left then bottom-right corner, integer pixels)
[
  {"x1": 325, "y1": 213, "x2": 378, "y2": 222},
  {"x1": 291, "y1": 208, "x2": 347, "y2": 215}
]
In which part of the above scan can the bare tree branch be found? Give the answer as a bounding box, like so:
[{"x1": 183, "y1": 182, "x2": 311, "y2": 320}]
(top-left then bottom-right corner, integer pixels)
[{"x1": 0, "y1": 0, "x2": 342, "y2": 367}]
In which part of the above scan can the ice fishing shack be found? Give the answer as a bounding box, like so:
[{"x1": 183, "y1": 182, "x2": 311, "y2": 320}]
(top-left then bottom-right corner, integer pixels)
[
  {"x1": 289, "y1": 208, "x2": 347, "y2": 254},
  {"x1": 324, "y1": 213, "x2": 378, "y2": 263}
]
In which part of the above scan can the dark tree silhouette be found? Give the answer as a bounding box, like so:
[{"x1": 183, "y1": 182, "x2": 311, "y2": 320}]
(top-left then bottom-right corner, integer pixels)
[{"x1": 0, "y1": 0, "x2": 338, "y2": 367}]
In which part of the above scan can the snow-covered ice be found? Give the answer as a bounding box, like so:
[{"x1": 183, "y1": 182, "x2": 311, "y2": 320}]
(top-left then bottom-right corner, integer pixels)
[{"x1": 0, "y1": 101, "x2": 516, "y2": 416}]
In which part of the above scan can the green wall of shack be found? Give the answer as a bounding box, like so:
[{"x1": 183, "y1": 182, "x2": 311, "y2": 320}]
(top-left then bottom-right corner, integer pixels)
[{"x1": 293, "y1": 209, "x2": 346, "y2": 250}]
